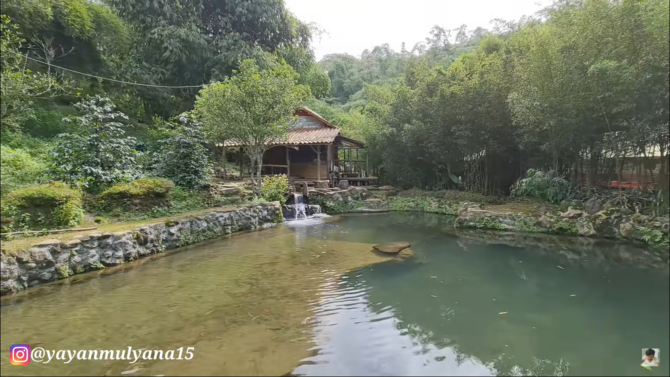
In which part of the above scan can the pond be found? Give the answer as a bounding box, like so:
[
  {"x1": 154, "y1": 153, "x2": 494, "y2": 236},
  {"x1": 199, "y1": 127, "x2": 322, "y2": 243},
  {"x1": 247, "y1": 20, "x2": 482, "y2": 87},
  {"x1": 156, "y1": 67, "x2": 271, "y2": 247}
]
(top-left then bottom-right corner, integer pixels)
[{"x1": 1, "y1": 213, "x2": 668, "y2": 376}]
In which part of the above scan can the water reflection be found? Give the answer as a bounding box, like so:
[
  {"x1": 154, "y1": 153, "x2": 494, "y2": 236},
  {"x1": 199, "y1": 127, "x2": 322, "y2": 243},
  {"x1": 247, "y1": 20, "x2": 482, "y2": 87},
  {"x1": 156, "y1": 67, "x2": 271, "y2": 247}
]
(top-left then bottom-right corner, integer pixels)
[
  {"x1": 1, "y1": 213, "x2": 668, "y2": 376},
  {"x1": 295, "y1": 270, "x2": 493, "y2": 376}
]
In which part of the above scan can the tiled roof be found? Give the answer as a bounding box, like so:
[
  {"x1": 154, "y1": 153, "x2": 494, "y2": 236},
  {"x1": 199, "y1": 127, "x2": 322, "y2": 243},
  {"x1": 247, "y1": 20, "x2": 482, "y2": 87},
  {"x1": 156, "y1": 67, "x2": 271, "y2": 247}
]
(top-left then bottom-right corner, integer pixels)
[
  {"x1": 215, "y1": 107, "x2": 367, "y2": 147},
  {"x1": 221, "y1": 127, "x2": 340, "y2": 147}
]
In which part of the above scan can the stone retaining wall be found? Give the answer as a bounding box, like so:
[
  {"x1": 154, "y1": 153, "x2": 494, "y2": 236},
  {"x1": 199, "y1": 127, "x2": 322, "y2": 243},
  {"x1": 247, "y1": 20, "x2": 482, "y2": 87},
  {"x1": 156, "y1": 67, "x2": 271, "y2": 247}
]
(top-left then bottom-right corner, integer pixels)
[
  {"x1": 0, "y1": 202, "x2": 282, "y2": 296},
  {"x1": 310, "y1": 189, "x2": 669, "y2": 249},
  {"x1": 454, "y1": 203, "x2": 669, "y2": 247}
]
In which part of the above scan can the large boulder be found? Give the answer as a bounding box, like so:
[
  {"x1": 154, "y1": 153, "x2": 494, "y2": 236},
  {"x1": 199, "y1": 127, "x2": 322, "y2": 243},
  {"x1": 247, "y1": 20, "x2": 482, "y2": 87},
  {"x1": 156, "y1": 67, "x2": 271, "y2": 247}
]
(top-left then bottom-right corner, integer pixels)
[
  {"x1": 338, "y1": 180, "x2": 349, "y2": 190},
  {"x1": 373, "y1": 242, "x2": 411, "y2": 254}
]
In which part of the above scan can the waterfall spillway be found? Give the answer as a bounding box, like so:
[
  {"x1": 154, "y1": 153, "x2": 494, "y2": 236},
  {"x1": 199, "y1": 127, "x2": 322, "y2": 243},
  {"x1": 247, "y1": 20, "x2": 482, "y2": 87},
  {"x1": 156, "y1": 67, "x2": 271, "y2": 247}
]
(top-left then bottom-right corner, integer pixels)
[
  {"x1": 294, "y1": 193, "x2": 306, "y2": 220},
  {"x1": 282, "y1": 193, "x2": 326, "y2": 222}
]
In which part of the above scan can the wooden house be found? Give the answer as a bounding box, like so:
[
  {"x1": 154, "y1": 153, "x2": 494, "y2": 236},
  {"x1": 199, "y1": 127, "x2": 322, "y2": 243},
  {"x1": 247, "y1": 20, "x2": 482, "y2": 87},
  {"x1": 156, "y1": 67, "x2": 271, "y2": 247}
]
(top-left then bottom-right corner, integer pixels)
[{"x1": 220, "y1": 108, "x2": 372, "y2": 185}]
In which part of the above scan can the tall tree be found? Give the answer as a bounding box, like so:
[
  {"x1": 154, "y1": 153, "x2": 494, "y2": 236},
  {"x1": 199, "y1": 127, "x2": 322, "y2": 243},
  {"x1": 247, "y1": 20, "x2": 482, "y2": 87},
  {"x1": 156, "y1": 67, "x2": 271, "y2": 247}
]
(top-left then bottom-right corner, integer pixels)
[{"x1": 195, "y1": 58, "x2": 310, "y2": 196}]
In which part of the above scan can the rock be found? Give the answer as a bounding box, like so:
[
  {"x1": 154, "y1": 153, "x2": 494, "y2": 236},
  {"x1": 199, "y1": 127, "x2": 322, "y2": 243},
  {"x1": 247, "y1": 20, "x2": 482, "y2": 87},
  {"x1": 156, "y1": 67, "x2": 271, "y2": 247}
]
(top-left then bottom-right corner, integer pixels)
[
  {"x1": 585, "y1": 197, "x2": 606, "y2": 215},
  {"x1": 29, "y1": 247, "x2": 54, "y2": 264},
  {"x1": 538, "y1": 214, "x2": 555, "y2": 228},
  {"x1": 397, "y1": 248, "x2": 415, "y2": 259},
  {"x1": 576, "y1": 219, "x2": 596, "y2": 237},
  {"x1": 61, "y1": 239, "x2": 81, "y2": 248},
  {"x1": 373, "y1": 242, "x2": 411, "y2": 254},
  {"x1": 619, "y1": 221, "x2": 634, "y2": 238},
  {"x1": 338, "y1": 180, "x2": 349, "y2": 190},
  {"x1": 379, "y1": 185, "x2": 394, "y2": 190},
  {"x1": 561, "y1": 207, "x2": 586, "y2": 219},
  {"x1": 36, "y1": 239, "x2": 62, "y2": 246},
  {"x1": 315, "y1": 180, "x2": 329, "y2": 189}
]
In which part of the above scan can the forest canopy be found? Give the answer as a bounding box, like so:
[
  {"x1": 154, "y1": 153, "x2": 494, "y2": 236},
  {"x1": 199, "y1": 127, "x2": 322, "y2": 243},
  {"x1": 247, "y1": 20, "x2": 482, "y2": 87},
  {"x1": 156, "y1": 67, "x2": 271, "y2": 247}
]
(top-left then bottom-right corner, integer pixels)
[{"x1": 1, "y1": 0, "x2": 668, "y2": 229}]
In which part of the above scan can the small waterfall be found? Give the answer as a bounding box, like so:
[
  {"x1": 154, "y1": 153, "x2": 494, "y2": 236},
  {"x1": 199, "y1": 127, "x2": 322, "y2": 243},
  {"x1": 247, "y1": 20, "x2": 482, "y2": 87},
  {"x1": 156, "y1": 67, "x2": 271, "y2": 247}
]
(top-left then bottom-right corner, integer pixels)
[
  {"x1": 294, "y1": 193, "x2": 307, "y2": 220},
  {"x1": 283, "y1": 193, "x2": 327, "y2": 222}
]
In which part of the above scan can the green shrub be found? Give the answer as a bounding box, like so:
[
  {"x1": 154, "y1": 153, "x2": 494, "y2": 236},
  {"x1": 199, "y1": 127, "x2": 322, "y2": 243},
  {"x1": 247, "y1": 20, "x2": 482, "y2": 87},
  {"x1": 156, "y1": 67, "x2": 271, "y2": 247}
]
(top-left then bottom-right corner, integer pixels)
[
  {"x1": 0, "y1": 145, "x2": 47, "y2": 195},
  {"x1": 261, "y1": 175, "x2": 289, "y2": 204},
  {"x1": 1, "y1": 182, "x2": 83, "y2": 230},
  {"x1": 49, "y1": 96, "x2": 143, "y2": 190},
  {"x1": 510, "y1": 169, "x2": 574, "y2": 204},
  {"x1": 98, "y1": 178, "x2": 174, "y2": 210},
  {"x1": 150, "y1": 113, "x2": 211, "y2": 189}
]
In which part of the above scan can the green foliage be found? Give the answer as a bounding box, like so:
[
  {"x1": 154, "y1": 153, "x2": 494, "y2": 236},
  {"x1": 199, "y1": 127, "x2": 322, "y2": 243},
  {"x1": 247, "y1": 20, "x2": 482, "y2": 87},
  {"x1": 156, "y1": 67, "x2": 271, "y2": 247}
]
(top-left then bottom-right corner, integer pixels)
[
  {"x1": 311, "y1": 0, "x2": 669, "y2": 201},
  {"x1": 99, "y1": 178, "x2": 174, "y2": 201},
  {"x1": 398, "y1": 189, "x2": 502, "y2": 204},
  {"x1": 388, "y1": 197, "x2": 461, "y2": 215},
  {"x1": 261, "y1": 175, "x2": 289, "y2": 204},
  {"x1": 554, "y1": 220, "x2": 579, "y2": 236},
  {"x1": 638, "y1": 226, "x2": 669, "y2": 248},
  {"x1": 103, "y1": 0, "x2": 313, "y2": 117},
  {"x1": 196, "y1": 58, "x2": 309, "y2": 196},
  {"x1": 150, "y1": 112, "x2": 211, "y2": 189},
  {"x1": 300, "y1": 65, "x2": 331, "y2": 99},
  {"x1": 0, "y1": 15, "x2": 75, "y2": 131},
  {"x1": 0, "y1": 145, "x2": 47, "y2": 195},
  {"x1": 49, "y1": 96, "x2": 143, "y2": 189},
  {"x1": 96, "y1": 177, "x2": 175, "y2": 216},
  {"x1": 511, "y1": 169, "x2": 574, "y2": 204},
  {"x1": 1, "y1": 182, "x2": 83, "y2": 229},
  {"x1": 314, "y1": 199, "x2": 364, "y2": 215}
]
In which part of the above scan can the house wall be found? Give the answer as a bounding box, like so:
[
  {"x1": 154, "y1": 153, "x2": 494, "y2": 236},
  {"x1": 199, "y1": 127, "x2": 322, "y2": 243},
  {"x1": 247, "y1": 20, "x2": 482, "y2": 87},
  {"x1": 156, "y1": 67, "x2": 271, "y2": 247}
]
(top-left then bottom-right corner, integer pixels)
[
  {"x1": 260, "y1": 145, "x2": 330, "y2": 180},
  {"x1": 290, "y1": 161, "x2": 328, "y2": 180}
]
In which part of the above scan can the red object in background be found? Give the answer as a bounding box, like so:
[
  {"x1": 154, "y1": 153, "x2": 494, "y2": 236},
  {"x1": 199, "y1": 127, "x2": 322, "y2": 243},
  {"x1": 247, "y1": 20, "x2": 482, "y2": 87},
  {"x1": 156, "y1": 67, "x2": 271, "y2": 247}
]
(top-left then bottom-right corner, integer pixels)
[{"x1": 607, "y1": 181, "x2": 641, "y2": 189}]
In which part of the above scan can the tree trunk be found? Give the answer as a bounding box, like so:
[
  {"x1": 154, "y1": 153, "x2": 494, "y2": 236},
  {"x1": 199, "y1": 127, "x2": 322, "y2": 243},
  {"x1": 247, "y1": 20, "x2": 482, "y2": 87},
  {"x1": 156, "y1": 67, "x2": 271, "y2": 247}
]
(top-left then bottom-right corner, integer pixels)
[
  {"x1": 254, "y1": 152, "x2": 263, "y2": 197},
  {"x1": 221, "y1": 146, "x2": 227, "y2": 179}
]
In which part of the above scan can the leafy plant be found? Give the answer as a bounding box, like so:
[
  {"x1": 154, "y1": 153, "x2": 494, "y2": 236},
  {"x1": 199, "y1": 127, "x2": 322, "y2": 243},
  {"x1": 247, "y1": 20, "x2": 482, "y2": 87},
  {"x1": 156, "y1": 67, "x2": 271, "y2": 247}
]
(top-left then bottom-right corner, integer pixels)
[
  {"x1": 638, "y1": 226, "x2": 669, "y2": 248},
  {"x1": 1, "y1": 182, "x2": 83, "y2": 229},
  {"x1": 49, "y1": 96, "x2": 142, "y2": 190},
  {"x1": 511, "y1": 169, "x2": 574, "y2": 204},
  {"x1": 261, "y1": 175, "x2": 289, "y2": 204},
  {"x1": 0, "y1": 145, "x2": 47, "y2": 196},
  {"x1": 150, "y1": 112, "x2": 211, "y2": 189}
]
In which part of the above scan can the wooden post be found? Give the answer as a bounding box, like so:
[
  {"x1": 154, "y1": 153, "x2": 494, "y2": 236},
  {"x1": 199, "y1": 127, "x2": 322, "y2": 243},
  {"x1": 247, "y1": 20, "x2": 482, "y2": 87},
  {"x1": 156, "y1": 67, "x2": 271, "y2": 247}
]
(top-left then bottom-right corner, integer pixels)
[
  {"x1": 327, "y1": 144, "x2": 333, "y2": 172},
  {"x1": 317, "y1": 145, "x2": 321, "y2": 180},
  {"x1": 286, "y1": 146, "x2": 291, "y2": 179},
  {"x1": 239, "y1": 147, "x2": 243, "y2": 177},
  {"x1": 366, "y1": 149, "x2": 369, "y2": 177}
]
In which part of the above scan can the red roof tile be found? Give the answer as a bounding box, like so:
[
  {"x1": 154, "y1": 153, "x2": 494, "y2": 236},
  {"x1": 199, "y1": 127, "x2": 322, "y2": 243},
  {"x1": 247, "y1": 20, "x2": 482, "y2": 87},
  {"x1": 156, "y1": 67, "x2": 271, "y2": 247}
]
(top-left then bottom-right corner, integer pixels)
[{"x1": 221, "y1": 127, "x2": 340, "y2": 147}]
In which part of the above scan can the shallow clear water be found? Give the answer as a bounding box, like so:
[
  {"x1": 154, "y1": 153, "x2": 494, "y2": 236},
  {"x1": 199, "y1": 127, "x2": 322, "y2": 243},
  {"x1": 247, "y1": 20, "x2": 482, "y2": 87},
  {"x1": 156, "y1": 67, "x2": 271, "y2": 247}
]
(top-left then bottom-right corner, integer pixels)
[{"x1": 1, "y1": 213, "x2": 668, "y2": 376}]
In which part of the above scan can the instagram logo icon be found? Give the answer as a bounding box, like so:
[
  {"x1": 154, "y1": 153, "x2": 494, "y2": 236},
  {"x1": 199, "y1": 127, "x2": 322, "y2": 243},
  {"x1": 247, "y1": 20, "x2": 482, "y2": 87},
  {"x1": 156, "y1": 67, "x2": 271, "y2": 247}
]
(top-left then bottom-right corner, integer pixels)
[{"x1": 10, "y1": 344, "x2": 30, "y2": 365}]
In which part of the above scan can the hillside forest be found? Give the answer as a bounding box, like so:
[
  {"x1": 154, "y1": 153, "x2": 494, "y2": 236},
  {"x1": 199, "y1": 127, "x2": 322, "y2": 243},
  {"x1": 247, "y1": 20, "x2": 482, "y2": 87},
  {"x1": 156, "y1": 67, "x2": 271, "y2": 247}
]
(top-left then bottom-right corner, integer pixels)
[{"x1": 1, "y1": 0, "x2": 668, "y2": 232}]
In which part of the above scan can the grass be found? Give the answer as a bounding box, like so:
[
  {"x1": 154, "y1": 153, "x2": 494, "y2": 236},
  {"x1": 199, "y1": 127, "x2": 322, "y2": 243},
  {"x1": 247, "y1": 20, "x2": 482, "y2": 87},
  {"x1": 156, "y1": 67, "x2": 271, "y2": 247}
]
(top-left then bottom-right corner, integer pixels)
[{"x1": 0, "y1": 204, "x2": 251, "y2": 256}]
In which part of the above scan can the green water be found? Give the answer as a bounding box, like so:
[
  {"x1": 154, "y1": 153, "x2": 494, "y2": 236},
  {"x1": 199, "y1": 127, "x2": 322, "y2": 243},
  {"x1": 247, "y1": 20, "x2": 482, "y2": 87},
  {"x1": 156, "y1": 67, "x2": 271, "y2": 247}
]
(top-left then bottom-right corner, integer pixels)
[{"x1": 1, "y1": 213, "x2": 668, "y2": 376}]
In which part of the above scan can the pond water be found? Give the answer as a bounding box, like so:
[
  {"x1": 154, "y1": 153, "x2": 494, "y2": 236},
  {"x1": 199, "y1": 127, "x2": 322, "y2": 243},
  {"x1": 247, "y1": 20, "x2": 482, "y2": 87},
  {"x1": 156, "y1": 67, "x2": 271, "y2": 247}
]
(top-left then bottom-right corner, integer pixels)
[{"x1": 1, "y1": 213, "x2": 668, "y2": 376}]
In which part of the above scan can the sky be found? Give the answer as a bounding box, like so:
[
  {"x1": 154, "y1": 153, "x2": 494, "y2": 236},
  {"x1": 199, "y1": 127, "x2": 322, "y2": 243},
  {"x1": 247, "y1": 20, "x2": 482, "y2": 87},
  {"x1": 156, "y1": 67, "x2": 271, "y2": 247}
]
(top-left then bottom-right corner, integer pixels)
[{"x1": 285, "y1": 0, "x2": 553, "y2": 60}]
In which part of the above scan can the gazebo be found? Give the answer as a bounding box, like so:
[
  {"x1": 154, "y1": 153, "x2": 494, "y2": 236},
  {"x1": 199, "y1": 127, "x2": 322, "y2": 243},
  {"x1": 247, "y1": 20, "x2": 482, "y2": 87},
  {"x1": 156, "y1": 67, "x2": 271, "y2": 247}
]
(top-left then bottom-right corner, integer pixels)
[{"x1": 219, "y1": 108, "x2": 376, "y2": 186}]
